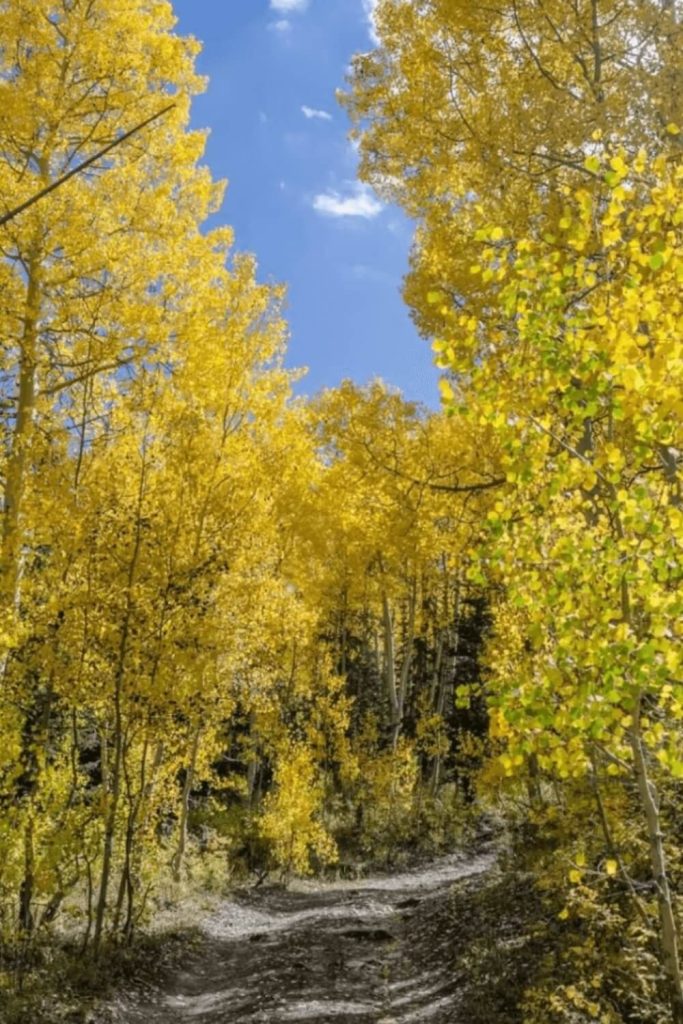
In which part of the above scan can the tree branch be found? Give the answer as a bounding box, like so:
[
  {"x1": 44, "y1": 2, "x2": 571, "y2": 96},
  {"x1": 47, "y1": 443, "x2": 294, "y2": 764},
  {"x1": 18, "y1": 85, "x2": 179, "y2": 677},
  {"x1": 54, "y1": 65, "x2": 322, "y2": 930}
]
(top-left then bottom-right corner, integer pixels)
[{"x1": 0, "y1": 104, "x2": 175, "y2": 228}]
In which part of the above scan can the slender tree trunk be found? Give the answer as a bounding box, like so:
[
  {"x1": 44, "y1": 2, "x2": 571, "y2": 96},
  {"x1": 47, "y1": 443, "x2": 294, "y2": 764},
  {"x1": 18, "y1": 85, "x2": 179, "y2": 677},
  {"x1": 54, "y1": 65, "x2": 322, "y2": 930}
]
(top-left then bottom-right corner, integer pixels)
[
  {"x1": 618, "y1": 562, "x2": 683, "y2": 1018},
  {"x1": 428, "y1": 630, "x2": 445, "y2": 708},
  {"x1": 630, "y1": 708, "x2": 683, "y2": 1022},
  {"x1": 115, "y1": 569, "x2": 173, "y2": 937},
  {"x1": 114, "y1": 736, "x2": 145, "y2": 937},
  {"x1": 340, "y1": 589, "x2": 348, "y2": 677},
  {"x1": 438, "y1": 576, "x2": 462, "y2": 795},
  {"x1": 525, "y1": 753, "x2": 543, "y2": 808},
  {"x1": 172, "y1": 726, "x2": 201, "y2": 883},
  {"x1": 429, "y1": 632, "x2": 446, "y2": 795},
  {"x1": 80, "y1": 855, "x2": 95, "y2": 955},
  {"x1": 93, "y1": 712, "x2": 123, "y2": 955},
  {"x1": 138, "y1": 741, "x2": 164, "y2": 832},
  {"x1": 93, "y1": 448, "x2": 147, "y2": 955},
  {"x1": 18, "y1": 818, "x2": 35, "y2": 935},
  {"x1": 122, "y1": 740, "x2": 164, "y2": 942},
  {"x1": 382, "y1": 595, "x2": 401, "y2": 749},
  {"x1": 1, "y1": 248, "x2": 41, "y2": 617},
  {"x1": 589, "y1": 752, "x2": 650, "y2": 928},
  {"x1": 246, "y1": 713, "x2": 258, "y2": 807},
  {"x1": 396, "y1": 583, "x2": 416, "y2": 746}
]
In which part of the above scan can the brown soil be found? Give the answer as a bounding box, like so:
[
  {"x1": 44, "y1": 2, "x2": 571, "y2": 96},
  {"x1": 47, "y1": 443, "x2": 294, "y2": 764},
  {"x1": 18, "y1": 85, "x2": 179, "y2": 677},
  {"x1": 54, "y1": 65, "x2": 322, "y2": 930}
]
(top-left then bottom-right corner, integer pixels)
[{"x1": 93, "y1": 845, "x2": 541, "y2": 1024}]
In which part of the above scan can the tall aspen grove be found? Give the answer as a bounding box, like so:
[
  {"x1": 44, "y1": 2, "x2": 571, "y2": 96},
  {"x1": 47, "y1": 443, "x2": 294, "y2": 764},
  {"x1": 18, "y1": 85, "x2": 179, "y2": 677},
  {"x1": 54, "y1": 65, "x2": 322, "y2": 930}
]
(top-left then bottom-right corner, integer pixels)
[{"x1": 0, "y1": 2, "x2": 681, "y2": 1023}]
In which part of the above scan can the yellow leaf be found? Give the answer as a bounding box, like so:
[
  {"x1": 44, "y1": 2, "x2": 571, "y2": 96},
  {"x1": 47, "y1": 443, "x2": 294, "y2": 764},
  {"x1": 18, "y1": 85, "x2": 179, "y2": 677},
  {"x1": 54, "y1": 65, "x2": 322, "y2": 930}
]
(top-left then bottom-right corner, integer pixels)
[{"x1": 439, "y1": 378, "x2": 454, "y2": 402}]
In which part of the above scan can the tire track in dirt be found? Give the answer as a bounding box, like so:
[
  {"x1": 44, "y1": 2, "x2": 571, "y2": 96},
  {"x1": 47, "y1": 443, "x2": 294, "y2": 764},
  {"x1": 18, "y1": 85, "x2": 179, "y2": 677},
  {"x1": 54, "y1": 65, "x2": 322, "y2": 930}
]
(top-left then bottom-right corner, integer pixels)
[{"x1": 112, "y1": 850, "x2": 496, "y2": 1024}]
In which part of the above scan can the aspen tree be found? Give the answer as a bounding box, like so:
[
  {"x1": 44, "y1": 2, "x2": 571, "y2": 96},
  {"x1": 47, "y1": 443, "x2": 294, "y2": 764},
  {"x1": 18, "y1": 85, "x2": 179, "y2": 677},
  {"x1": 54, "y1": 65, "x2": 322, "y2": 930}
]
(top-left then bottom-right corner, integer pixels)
[{"x1": 348, "y1": 5, "x2": 683, "y2": 1012}]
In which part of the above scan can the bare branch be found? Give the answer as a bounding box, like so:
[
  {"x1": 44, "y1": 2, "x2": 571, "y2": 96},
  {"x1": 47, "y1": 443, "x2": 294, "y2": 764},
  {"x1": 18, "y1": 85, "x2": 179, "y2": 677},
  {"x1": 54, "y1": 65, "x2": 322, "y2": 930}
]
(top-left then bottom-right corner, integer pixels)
[{"x1": 0, "y1": 104, "x2": 175, "y2": 228}]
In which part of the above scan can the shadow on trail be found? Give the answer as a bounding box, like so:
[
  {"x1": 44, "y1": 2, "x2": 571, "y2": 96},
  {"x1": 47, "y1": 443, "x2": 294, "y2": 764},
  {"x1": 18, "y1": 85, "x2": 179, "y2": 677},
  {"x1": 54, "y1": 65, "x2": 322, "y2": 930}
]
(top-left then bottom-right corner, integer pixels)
[{"x1": 116, "y1": 849, "x2": 504, "y2": 1024}]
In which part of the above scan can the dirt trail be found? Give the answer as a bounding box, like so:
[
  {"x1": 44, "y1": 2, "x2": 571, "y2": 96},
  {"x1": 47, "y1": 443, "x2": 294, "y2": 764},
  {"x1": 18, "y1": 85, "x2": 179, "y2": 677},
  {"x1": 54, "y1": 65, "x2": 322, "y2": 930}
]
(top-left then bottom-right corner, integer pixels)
[{"x1": 115, "y1": 849, "x2": 497, "y2": 1024}]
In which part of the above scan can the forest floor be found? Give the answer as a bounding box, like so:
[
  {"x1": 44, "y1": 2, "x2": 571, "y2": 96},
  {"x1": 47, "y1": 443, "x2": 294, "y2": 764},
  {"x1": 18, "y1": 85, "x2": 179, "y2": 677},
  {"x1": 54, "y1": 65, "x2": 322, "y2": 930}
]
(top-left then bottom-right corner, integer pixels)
[{"x1": 91, "y1": 837, "x2": 544, "y2": 1024}]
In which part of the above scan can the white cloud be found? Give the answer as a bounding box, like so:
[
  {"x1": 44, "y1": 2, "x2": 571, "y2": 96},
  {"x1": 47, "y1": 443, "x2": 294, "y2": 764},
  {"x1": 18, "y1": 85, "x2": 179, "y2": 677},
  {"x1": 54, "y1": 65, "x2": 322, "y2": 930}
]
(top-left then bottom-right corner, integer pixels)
[
  {"x1": 312, "y1": 183, "x2": 383, "y2": 219},
  {"x1": 349, "y1": 263, "x2": 394, "y2": 284},
  {"x1": 268, "y1": 18, "x2": 291, "y2": 31},
  {"x1": 362, "y1": 0, "x2": 380, "y2": 43},
  {"x1": 270, "y1": 0, "x2": 309, "y2": 11},
  {"x1": 301, "y1": 105, "x2": 332, "y2": 121}
]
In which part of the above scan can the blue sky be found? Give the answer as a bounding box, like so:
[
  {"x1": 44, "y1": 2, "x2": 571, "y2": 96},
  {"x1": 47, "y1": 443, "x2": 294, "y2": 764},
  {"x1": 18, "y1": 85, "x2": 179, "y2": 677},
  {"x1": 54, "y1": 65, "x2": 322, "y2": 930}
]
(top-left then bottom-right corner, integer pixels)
[{"x1": 171, "y1": 0, "x2": 441, "y2": 407}]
